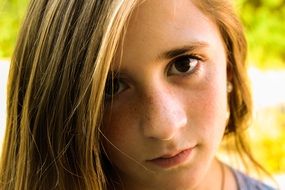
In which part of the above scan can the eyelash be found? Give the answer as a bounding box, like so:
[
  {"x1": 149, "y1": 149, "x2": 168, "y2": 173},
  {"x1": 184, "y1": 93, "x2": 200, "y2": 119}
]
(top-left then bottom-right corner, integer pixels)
[{"x1": 104, "y1": 54, "x2": 202, "y2": 99}]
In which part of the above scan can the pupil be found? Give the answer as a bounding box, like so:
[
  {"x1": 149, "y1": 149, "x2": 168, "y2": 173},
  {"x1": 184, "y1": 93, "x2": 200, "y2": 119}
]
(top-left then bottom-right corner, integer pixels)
[
  {"x1": 175, "y1": 57, "x2": 190, "y2": 72},
  {"x1": 105, "y1": 78, "x2": 120, "y2": 96}
]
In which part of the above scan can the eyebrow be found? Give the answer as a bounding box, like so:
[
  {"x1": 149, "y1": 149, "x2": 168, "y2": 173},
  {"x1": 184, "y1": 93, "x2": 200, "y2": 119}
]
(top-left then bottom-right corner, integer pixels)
[{"x1": 157, "y1": 41, "x2": 209, "y2": 60}]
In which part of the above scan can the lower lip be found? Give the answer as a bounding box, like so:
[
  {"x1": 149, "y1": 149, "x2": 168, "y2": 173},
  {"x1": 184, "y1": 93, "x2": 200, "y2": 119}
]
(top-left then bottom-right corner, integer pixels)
[{"x1": 148, "y1": 148, "x2": 193, "y2": 168}]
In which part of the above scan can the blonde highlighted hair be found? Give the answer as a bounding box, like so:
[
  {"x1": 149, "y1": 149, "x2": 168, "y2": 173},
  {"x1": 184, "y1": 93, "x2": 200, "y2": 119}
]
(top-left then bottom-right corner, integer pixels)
[{"x1": 0, "y1": 0, "x2": 262, "y2": 189}]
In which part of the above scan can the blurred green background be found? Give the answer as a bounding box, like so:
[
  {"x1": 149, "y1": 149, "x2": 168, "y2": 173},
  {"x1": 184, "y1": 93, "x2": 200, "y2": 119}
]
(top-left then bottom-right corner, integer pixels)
[
  {"x1": 236, "y1": 0, "x2": 285, "y2": 69},
  {"x1": 0, "y1": 0, "x2": 28, "y2": 58},
  {"x1": 0, "y1": 0, "x2": 285, "y2": 181},
  {"x1": 235, "y1": 0, "x2": 285, "y2": 176}
]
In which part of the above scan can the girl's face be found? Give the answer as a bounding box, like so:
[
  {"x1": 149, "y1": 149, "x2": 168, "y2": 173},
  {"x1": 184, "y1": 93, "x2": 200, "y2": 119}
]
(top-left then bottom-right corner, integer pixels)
[{"x1": 103, "y1": 0, "x2": 228, "y2": 189}]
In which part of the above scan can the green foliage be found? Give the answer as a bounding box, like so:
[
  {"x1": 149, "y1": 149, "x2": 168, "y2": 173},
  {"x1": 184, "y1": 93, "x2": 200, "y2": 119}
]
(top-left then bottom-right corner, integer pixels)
[
  {"x1": 0, "y1": 0, "x2": 28, "y2": 58},
  {"x1": 236, "y1": 0, "x2": 285, "y2": 69}
]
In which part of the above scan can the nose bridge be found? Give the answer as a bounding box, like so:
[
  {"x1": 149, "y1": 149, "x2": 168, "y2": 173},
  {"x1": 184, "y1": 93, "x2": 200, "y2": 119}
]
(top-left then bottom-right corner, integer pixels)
[{"x1": 140, "y1": 85, "x2": 187, "y2": 140}]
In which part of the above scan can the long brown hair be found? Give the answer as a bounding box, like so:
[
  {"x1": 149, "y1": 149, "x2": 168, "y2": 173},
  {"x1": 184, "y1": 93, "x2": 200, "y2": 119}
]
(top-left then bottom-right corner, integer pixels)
[
  {"x1": 0, "y1": 0, "x2": 139, "y2": 189},
  {"x1": 0, "y1": 0, "x2": 265, "y2": 189}
]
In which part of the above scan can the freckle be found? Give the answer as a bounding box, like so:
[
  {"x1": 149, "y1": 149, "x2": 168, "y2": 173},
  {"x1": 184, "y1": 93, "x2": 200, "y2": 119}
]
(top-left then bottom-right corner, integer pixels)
[
  {"x1": 130, "y1": 103, "x2": 137, "y2": 112},
  {"x1": 140, "y1": 96, "x2": 152, "y2": 121},
  {"x1": 129, "y1": 102, "x2": 141, "y2": 119},
  {"x1": 145, "y1": 94, "x2": 155, "y2": 105}
]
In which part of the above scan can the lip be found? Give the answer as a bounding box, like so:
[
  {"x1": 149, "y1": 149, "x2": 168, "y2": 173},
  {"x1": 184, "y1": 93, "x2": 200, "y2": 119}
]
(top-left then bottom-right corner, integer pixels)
[{"x1": 147, "y1": 147, "x2": 194, "y2": 168}]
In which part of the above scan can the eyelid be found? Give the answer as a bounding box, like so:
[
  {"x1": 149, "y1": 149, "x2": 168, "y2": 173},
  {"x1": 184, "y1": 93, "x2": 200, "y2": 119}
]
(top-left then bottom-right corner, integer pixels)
[
  {"x1": 173, "y1": 53, "x2": 204, "y2": 61},
  {"x1": 169, "y1": 52, "x2": 206, "y2": 66}
]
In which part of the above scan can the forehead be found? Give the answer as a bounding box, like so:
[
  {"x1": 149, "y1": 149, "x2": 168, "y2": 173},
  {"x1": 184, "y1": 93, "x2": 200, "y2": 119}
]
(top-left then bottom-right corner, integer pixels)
[{"x1": 117, "y1": 0, "x2": 225, "y2": 67}]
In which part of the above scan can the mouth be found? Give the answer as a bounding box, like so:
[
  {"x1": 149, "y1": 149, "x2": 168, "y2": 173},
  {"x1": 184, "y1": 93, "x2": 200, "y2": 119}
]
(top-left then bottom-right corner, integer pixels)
[{"x1": 146, "y1": 147, "x2": 194, "y2": 168}]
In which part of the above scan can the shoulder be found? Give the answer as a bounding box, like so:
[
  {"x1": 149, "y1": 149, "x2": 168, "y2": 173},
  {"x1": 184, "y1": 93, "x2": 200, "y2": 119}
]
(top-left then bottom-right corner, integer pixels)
[{"x1": 231, "y1": 168, "x2": 276, "y2": 190}]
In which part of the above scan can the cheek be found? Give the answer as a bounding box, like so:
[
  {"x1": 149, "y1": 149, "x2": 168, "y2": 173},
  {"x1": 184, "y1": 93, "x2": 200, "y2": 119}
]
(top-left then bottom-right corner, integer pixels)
[
  {"x1": 188, "y1": 79, "x2": 228, "y2": 142},
  {"x1": 102, "y1": 102, "x2": 139, "y2": 153},
  {"x1": 101, "y1": 104, "x2": 144, "y2": 173},
  {"x1": 103, "y1": 107, "x2": 129, "y2": 145}
]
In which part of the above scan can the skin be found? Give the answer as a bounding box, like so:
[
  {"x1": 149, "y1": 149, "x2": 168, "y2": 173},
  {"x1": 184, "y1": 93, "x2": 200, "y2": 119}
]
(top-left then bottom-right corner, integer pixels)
[{"x1": 102, "y1": 0, "x2": 237, "y2": 189}]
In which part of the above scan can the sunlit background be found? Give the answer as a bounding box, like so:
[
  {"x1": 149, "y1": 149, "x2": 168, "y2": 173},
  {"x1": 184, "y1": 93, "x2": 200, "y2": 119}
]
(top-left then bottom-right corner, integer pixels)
[{"x1": 0, "y1": 0, "x2": 285, "y2": 188}]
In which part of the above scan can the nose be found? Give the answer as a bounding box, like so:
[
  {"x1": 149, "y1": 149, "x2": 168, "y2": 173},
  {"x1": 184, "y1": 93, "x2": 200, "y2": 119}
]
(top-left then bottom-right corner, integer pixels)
[{"x1": 140, "y1": 87, "x2": 188, "y2": 140}]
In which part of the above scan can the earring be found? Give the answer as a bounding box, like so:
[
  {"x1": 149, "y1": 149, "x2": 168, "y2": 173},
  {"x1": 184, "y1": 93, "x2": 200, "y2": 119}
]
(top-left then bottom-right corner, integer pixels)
[{"x1": 227, "y1": 81, "x2": 233, "y2": 93}]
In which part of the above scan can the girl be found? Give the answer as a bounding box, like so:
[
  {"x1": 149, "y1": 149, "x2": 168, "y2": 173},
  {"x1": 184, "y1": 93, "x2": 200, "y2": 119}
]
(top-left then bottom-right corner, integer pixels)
[{"x1": 0, "y1": 0, "x2": 276, "y2": 189}]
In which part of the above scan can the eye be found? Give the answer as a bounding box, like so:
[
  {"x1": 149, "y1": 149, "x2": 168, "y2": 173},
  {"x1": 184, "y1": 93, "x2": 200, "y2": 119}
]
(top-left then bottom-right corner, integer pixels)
[
  {"x1": 104, "y1": 76, "x2": 128, "y2": 98},
  {"x1": 168, "y1": 55, "x2": 199, "y2": 76}
]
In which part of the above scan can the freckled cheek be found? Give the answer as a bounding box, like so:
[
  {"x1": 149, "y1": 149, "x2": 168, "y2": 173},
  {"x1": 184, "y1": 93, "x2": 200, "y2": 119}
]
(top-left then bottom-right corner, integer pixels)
[
  {"x1": 185, "y1": 86, "x2": 227, "y2": 139},
  {"x1": 102, "y1": 103, "x2": 138, "y2": 147}
]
